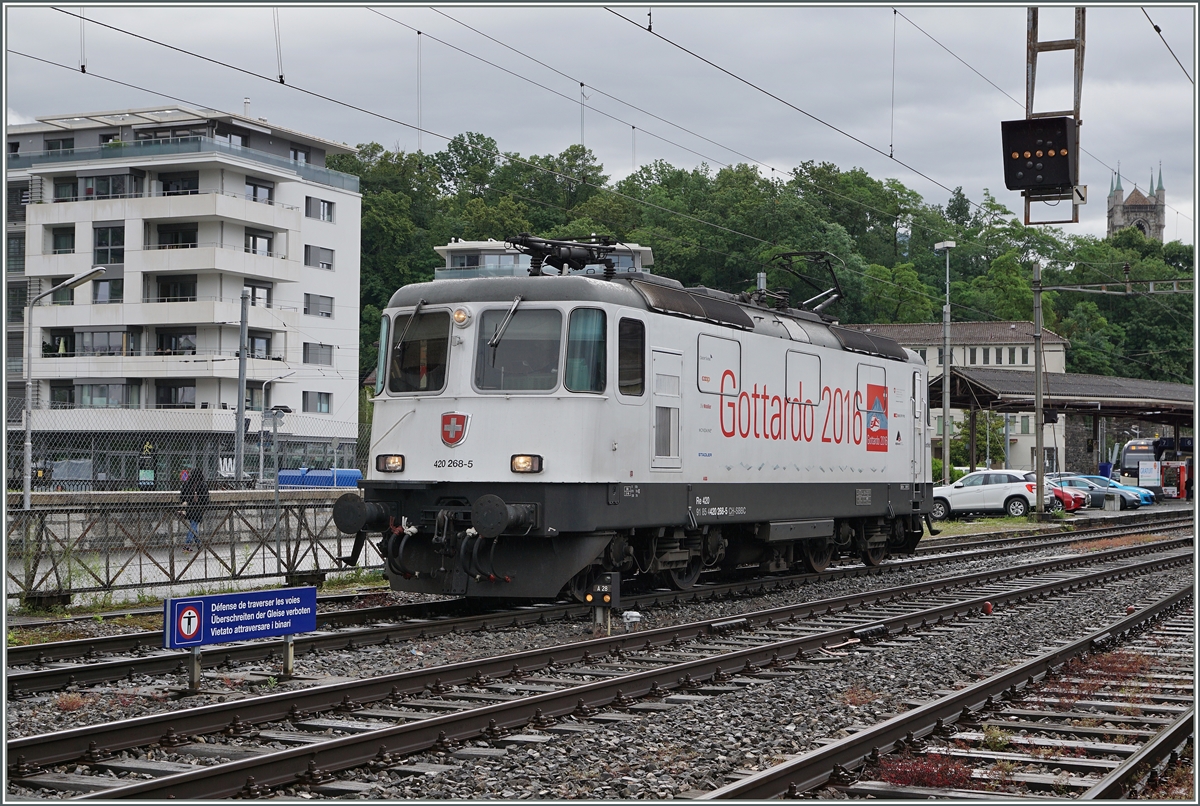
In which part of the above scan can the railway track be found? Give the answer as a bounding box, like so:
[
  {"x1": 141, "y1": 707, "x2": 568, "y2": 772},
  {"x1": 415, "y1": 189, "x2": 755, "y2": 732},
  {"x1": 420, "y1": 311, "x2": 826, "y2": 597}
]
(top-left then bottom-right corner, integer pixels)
[
  {"x1": 703, "y1": 590, "x2": 1194, "y2": 799},
  {"x1": 6, "y1": 538, "x2": 1191, "y2": 799},
  {"x1": 6, "y1": 518, "x2": 1191, "y2": 695}
]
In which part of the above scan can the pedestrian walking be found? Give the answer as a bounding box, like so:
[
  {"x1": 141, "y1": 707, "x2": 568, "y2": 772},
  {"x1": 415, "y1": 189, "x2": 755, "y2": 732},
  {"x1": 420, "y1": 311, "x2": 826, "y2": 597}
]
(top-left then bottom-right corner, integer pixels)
[{"x1": 179, "y1": 468, "x2": 210, "y2": 551}]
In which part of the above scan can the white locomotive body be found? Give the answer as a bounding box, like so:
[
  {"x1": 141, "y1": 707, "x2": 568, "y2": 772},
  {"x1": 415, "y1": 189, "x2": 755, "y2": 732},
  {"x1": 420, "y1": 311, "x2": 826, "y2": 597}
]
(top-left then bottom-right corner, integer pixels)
[{"x1": 336, "y1": 267, "x2": 933, "y2": 599}]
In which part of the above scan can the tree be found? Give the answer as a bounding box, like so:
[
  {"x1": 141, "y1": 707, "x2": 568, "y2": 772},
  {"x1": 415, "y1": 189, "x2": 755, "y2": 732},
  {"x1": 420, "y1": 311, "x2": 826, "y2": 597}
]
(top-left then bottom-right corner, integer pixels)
[
  {"x1": 948, "y1": 411, "x2": 1008, "y2": 468},
  {"x1": 860, "y1": 262, "x2": 937, "y2": 323},
  {"x1": 1058, "y1": 301, "x2": 1124, "y2": 375},
  {"x1": 433, "y1": 132, "x2": 499, "y2": 198}
]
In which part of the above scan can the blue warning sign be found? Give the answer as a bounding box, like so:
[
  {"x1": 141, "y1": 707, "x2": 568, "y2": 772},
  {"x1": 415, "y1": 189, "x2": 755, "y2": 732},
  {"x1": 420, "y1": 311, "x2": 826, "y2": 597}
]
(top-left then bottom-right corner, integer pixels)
[{"x1": 163, "y1": 587, "x2": 317, "y2": 649}]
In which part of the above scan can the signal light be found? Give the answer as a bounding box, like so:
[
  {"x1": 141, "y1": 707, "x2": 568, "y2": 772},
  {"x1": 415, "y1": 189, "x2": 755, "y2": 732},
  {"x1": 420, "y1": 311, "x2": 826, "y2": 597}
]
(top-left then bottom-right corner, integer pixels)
[{"x1": 1001, "y1": 117, "x2": 1077, "y2": 192}]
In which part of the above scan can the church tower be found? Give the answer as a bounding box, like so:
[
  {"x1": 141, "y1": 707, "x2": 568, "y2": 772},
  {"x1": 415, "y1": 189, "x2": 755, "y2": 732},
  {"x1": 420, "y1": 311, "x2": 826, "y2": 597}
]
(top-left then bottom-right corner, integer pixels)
[{"x1": 1107, "y1": 166, "x2": 1167, "y2": 241}]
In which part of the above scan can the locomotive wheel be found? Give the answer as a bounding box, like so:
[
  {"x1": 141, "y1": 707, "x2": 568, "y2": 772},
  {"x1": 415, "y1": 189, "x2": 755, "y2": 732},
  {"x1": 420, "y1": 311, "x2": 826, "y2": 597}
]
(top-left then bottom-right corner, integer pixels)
[
  {"x1": 801, "y1": 538, "x2": 833, "y2": 573},
  {"x1": 860, "y1": 544, "x2": 887, "y2": 566},
  {"x1": 666, "y1": 557, "x2": 703, "y2": 590}
]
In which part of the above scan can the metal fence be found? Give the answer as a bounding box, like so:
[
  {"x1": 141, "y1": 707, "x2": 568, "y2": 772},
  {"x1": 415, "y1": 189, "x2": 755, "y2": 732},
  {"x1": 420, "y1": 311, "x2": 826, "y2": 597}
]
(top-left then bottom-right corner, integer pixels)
[{"x1": 5, "y1": 402, "x2": 379, "y2": 606}]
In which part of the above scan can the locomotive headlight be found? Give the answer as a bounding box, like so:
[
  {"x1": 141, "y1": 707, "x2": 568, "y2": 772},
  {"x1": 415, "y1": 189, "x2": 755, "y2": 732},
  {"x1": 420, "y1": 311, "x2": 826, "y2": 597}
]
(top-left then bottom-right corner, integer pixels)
[
  {"x1": 511, "y1": 454, "x2": 543, "y2": 473},
  {"x1": 376, "y1": 454, "x2": 405, "y2": 472},
  {"x1": 452, "y1": 308, "x2": 472, "y2": 327}
]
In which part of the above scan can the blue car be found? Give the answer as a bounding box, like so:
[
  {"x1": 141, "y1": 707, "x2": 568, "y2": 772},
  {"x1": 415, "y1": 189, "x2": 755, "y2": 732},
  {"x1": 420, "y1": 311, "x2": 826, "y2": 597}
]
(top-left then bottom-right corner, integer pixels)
[{"x1": 1076, "y1": 475, "x2": 1157, "y2": 505}]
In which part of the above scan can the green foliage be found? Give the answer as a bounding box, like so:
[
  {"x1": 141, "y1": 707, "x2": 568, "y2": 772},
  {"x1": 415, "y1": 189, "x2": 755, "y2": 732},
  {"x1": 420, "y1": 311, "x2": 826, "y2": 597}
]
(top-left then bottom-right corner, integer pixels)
[
  {"x1": 948, "y1": 411, "x2": 1009, "y2": 468},
  {"x1": 931, "y1": 459, "x2": 966, "y2": 483},
  {"x1": 335, "y1": 131, "x2": 1191, "y2": 389}
]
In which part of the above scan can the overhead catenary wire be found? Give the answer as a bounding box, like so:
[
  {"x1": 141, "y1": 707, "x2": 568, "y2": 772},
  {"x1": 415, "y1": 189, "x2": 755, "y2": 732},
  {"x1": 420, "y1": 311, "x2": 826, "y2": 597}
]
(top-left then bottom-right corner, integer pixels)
[
  {"x1": 604, "y1": 6, "x2": 987, "y2": 214},
  {"x1": 1141, "y1": 7, "x2": 1194, "y2": 84},
  {"x1": 18, "y1": 17, "x2": 1187, "y2": 383}
]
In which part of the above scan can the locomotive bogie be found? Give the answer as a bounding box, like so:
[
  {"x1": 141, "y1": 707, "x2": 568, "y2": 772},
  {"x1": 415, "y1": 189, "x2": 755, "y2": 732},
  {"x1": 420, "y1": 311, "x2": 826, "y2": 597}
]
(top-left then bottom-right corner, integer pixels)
[{"x1": 342, "y1": 272, "x2": 933, "y2": 599}]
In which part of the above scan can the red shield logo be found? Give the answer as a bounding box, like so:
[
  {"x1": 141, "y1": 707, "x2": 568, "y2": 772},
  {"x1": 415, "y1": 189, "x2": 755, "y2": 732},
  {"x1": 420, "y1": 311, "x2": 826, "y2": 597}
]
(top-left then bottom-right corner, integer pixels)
[{"x1": 441, "y1": 412, "x2": 469, "y2": 447}]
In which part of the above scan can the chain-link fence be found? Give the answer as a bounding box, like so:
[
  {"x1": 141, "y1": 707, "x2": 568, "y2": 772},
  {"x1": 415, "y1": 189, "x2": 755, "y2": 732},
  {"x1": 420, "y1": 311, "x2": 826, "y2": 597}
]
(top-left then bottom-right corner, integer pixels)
[{"x1": 6, "y1": 401, "x2": 379, "y2": 607}]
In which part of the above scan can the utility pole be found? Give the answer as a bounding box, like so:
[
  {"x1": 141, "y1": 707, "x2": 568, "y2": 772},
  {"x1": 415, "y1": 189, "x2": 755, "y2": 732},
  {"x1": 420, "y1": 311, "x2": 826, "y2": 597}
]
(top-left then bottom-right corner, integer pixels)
[
  {"x1": 934, "y1": 241, "x2": 955, "y2": 484},
  {"x1": 233, "y1": 288, "x2": 249, "y2": 485},
  {"x1": 1033, "y1": 260, "x2": 1044, "y2": 516}
]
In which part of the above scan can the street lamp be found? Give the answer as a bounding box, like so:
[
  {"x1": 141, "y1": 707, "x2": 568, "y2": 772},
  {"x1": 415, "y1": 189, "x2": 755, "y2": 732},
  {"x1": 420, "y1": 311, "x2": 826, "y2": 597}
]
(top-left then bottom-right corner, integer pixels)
[
  {"x1": 24, "y1": 267, "x2": 106, "y2": 511},
  {"x1": 933, "y1": 241, "x2": 955, "y2": 485},
  {"x1": 258, "y1": 371, "x2": 294, "y2": 488}
]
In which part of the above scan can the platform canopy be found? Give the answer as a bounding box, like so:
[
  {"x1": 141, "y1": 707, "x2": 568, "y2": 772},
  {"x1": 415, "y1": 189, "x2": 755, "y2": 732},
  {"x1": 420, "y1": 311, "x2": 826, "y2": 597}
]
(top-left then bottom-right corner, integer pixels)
[{"x1": 929, "y1": 367, "x2": 1194, "y2": 427}]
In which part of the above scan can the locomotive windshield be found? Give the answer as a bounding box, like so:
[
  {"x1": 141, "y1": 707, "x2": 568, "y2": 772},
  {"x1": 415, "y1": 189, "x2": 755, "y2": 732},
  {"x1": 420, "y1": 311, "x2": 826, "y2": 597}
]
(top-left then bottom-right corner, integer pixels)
[
  {"x1": 475, "y1": 308, "x2": 562, "y2": 391},
  {"x1": 389, "y1": 310, "x2": 450, "y2": 393}
]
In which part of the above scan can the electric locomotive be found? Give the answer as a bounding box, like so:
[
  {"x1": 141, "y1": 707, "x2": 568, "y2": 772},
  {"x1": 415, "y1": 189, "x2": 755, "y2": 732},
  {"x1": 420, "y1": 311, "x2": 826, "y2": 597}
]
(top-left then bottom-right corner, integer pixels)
[{"x1": 335, "y1": 236, "x2": 934, "y2": 599}]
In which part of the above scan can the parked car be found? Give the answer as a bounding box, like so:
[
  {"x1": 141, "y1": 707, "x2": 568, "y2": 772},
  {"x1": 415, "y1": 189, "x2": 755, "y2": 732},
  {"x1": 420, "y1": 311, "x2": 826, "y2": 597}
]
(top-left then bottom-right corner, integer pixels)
[
  {"x1": 931, "y1": 469, "x2": 1054, "y2": 520},
  {"x1": 1074, "y1": 474, "x2": 1157, "y2": 505},
  {"x1": 1052, "y1": 476, "x2": 1141, "y2": 510},
  {"x1": 1047, "y1": 480, "x2": 1088, "y2": 513}
]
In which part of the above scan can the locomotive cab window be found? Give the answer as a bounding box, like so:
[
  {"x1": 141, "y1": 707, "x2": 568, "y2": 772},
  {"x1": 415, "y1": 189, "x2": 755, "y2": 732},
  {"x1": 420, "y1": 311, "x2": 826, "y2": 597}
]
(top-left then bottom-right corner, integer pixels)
[
  {"x1": 565, "y1": 308, "x2": 606, "y2": 393},
  {"x1": 475, "y1": 308, "x2": 562, "y2": 391},
  {"x1": 374, "y1": 314, "x2": 389, "y2": 395},
  {"x1": 389, "y1": 310, "x2": 450, "y2": 394}
]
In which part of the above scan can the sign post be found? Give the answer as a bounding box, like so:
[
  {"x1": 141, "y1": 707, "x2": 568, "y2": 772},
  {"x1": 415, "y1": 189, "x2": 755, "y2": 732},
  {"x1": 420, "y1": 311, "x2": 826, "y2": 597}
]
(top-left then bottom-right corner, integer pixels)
[{"x1": 164, "y1": 586, "x2": 317, "y2": 693}]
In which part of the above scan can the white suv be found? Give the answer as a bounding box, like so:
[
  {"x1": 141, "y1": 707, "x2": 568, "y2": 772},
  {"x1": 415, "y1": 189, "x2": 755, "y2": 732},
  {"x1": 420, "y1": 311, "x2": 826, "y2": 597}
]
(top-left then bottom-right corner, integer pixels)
[{"x1": 931, "y1": 470, "x2": 1053, "y2": 520}]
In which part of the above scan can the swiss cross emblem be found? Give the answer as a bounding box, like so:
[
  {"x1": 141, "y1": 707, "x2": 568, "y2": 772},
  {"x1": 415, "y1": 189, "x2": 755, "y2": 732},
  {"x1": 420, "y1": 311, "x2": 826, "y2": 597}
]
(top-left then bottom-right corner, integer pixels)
[{"x1": 441, "y1": 412, "x2": 469, "y2": 447}]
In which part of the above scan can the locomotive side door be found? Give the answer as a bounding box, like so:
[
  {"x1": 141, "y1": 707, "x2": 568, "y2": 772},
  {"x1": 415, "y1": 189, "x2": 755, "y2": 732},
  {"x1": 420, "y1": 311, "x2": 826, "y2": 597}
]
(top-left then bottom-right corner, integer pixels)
[
  {"x1": 651, "y1": 350, "x2": 683, "y2": 470},
  {"x1": 911, "y1": 370, "x2": 926, "y2": 502}
]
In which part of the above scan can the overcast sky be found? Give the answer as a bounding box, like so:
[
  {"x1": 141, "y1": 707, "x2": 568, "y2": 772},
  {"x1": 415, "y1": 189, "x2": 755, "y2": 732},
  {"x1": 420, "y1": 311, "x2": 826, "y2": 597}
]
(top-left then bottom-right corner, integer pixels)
[{"x1": 6, "y1": 4, "x2": 1196, "y2": 246}]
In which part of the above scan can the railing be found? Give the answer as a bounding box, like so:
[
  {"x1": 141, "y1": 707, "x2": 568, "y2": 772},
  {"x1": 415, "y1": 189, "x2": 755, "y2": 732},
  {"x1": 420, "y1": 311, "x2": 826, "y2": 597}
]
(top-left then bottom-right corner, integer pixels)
[
  {"x1": 49, "y1": 188, "x2": 300, "y2": 211},
  {"x1": 9, "y1": 137, "x2": 360, "y2": 192},
  {"x1": 140, "y1": 241, "x2": 291, "y2": 259}
]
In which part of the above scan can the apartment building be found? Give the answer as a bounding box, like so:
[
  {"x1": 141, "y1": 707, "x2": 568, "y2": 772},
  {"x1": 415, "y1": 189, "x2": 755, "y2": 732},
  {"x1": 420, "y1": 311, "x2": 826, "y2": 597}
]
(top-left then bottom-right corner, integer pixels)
[
  {"x1": 848, "y1": 321, "x2": 1069, "y2": 471},
  {"x1": 6, "y1": 106, "x2": 361, "y2": 483},
  {"x1": 433, "y1": 238, "x2": 654, "y2": 279}
]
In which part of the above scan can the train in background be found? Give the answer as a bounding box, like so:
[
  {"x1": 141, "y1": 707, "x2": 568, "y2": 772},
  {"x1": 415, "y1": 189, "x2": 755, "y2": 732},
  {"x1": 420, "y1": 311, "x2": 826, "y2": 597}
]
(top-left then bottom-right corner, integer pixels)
[{"x1": 335, "y1": 236, "x2": 934, "y2": 599}]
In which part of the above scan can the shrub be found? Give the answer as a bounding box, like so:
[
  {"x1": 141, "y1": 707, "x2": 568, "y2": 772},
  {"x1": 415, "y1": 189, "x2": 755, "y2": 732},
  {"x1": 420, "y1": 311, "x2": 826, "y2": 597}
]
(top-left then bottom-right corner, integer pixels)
[{"x1": 877, "y1": 753, "x2": 974, "y2": 789}]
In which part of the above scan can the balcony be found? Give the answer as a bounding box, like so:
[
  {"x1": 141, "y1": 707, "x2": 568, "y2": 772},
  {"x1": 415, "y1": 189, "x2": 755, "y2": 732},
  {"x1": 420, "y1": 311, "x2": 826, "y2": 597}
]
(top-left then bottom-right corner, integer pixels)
[
  {"x1": 9, "y1": 137, "x2": 359, "y2": 192},
  {"x1": 31, "y1": 349, "x2": 291, "y2": 383},
  {"x1": 28, "y1": 296, "x2": 296, "y2": 330},
  {"x1": 25, "y1": 244, "x2": 301, "y2": 284},
  {"x1": 27, "y1": 189, "x2": 302, "y2": 232}
]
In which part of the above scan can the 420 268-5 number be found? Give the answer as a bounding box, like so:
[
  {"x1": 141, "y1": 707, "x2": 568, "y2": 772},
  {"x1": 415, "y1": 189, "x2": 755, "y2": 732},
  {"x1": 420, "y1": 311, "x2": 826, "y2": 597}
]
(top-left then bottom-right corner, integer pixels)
[{"x1": 434, "y1": 459, "x2": 473, "y2": 469}]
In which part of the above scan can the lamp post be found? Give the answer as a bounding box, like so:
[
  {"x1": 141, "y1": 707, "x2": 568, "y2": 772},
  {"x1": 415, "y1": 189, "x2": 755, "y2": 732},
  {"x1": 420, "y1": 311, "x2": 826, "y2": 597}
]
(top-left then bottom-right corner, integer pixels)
[
  {"x1": 933, "y1": 241, "x2": 955, "y2": 485},
  {"x1": 258, "y1": 371, "x2": 294, "y2": 488},
  {"x1": 24, "y1": 267, "x2": 106, "y2": 510}
]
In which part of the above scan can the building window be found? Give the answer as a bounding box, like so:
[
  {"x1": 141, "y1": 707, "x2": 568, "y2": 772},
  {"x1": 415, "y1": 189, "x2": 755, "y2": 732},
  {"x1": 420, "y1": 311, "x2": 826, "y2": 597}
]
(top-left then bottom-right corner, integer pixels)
[
  {"x1": 94, "y1": 226, "x2": 125, "y2": 264},
  {"x1": 969, "y1": 347, "x2": 977, "y2": 365},
  {"x1": 7, "y1": 282, "x2": 27, "y2": 324},
  {"x1": 81, "y1": 383, "x2": 140, "y2": 408},
  {"x1": 157, "y1": 225, "x2": 198, "y2": 249},
  {"x1": 7, "y1": 185, "x2": 30, "y2": 223},
  {"x1": 982, "y1": 347, "x2": 989, "y2": 365},
  {"x1": 50, "y1": 385, "x2": 74, "y2": 408},
  {"x1": 1009, "y1": 347, "x2": 1017, "y2": 365},
  {"x1": 245, "y1": 178, "x2": 274, "y2": 204},
  {"x1": 936, "y1": 415, "x2": 943, "y2": 434},
  {"x1": 245, "y1": 282, "x2": 272, "y2": 307},
  {"x1": 52, "y1": 227, "x2": 75, "y2": 254},
  {"x1": 1021, "y1": 415, "x2": 1030, "y2": 434},
  {"x1": 304, "y1": 293, "x2": 333, "y2": 318},
  {"x1": 304, "y1": 245, "x2": 334, "y2": 270},
  {"x1": 156, "y1": 382, "x2": 196, "y2": 409},
  {"x1": 50, "y1": 277, "x2": 74, "y2": 306},
  {"x1": 8, "y1": 234, "x2": 26, "y2": 274},
  {"x1": 248, "y1": 332, "x2": 271, "y2": 359},
  {"x1": 917, "y1": 348, "x2": 926, "y2": 362},
  {"x1": 290, "y1": 144, "x2": 310, "y2": 164},
  {"x1": 83, "y1": 174, "x2": 141, "y2": 200},
  {"x1": 93, "y1": 278, "x2": 124, "y2": 304},
  {"x1": 80, "y1": 330, "x2": 140, "y2": 356},
  {"x1": 156, "y1": 330, "x2": 196, "y2": 355},
  {"x1": 45, "y1": 138, "x2": 74, "y2": 153},
  {"x1": 244, "y1": 229, "x2": 273, "y2": 256},
  {"x1": 305, "y1": 197, "x2": 334, "y2": 221},
  {"x1": 215, "y1": 126, "x2": 248, "y2": 147},
  {"x1": 99, "y1": 133, "x2": 119, "y2": 145},
  {"x1": 995, "y1": 348, "x2": 1003, "y2": 365},
  {"x1": 303, "y1": 391, "x2": 331, "y2": 413},
  {"x1": 159, "y1": 171, "x2": 199, "y2": 195},
  {"x1": 1021, "y1": 347, "x2": 1029, "y2": 365},
  {"x1": 303, "y1": 342, "x2": 333, "y2": 365},
  {"x1": 54, "y1": 180, "x2": 77, "y2": 202},
  {"x1": 8, "y1": 141, "x2": 18, "y2": 154},
  {"x1": 156, "y1": 275, "x2": 197, "y2": 302}
]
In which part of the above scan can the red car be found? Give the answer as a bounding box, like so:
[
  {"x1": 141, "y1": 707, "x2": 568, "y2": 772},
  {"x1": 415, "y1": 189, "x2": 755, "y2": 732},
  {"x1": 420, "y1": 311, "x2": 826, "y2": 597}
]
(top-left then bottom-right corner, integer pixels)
[{"x1": 1049, "y1": 481, "x2": 1088, "y2": 512}]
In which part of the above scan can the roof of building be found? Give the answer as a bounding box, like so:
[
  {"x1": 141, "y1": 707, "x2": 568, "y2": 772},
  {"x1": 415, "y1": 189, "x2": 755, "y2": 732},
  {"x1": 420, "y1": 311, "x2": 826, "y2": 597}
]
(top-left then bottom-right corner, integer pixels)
[
  {"x1": 930, "y1": 366, "x2": 1193, "y2": 425},
  {"x1": 846, "y1": 321, "x2": 1068, "y2": 346},
  {"x1": 1123, "y1": 187, "x2": 1149, "y2": 206},
  {"x1": 6, "y1": 105, "x2": 354, "y2": 154}
]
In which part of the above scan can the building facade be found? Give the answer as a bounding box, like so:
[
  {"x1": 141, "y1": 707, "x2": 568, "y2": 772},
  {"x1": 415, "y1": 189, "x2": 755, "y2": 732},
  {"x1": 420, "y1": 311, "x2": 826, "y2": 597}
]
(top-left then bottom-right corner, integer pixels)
[
  {"x1": 433, "y1": 238, "x2": 654, "y2": 280},
  {"x1": 6, "y1": 106, "x2": 361, "y2": 484},
  {"x1": 1106, "y1": 169, "x2": 1166, "y2": 242},
  {"x1": 847, "y1": 321, "x2": 1069, "y2": 472}
]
